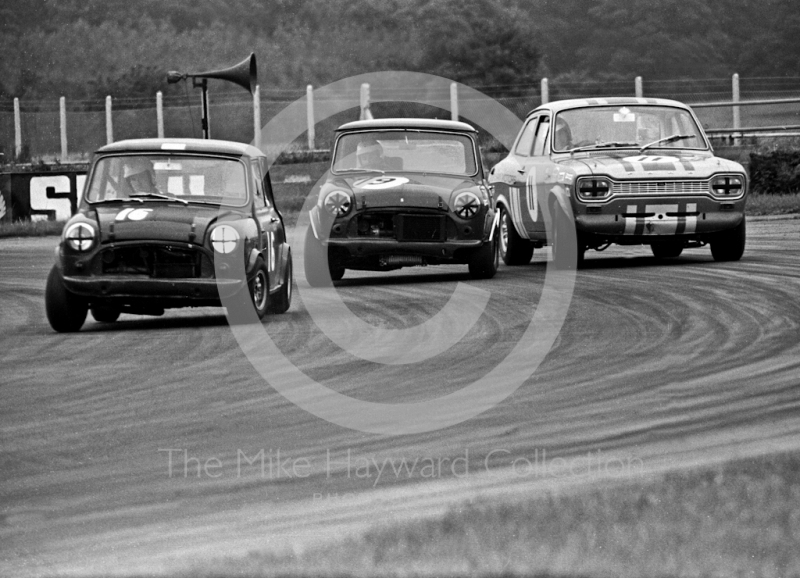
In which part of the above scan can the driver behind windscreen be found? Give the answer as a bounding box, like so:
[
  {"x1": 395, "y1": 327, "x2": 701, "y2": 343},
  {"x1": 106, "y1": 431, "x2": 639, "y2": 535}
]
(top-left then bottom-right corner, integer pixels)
[{"x1": 123, "y1": 157, "x2": 158, "y2": 194}]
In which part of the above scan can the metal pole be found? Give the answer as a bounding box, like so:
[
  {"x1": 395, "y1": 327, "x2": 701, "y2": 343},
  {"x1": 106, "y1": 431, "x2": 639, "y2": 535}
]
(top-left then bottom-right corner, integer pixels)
[
  {"x1": 156, "y1": 91, "x2": 164, "y2": 138},
  {"x1": 13, "y1": 97, "x2": 21, "y2": 160},
  {"x1": 253, "y1": 84, "x2": 261, "y2": 150},
  {"x1": 60, "y1": 96, "x2": 68, "y2": 162},
  {"x1": 306, "y1": 85, "x2": 315, "y2": 150},
  {"x1": 450, "y1": 82, "x2": 459, "y2": 121},
  {"x1": 105, "y1": 95, "x2": 113, "y2": 144},
  {"x1": 200, "y1": 79, "x2": 210, "y2": 139},
  {"x1": 732, "y1": 73, "x2": 741, "y2": 145},
  {"x1": 635, "y1": 76, "x2": 643, "y2": 98},
  {"x1": 541, "y1": 78, "x2": 549, "y2": 104}
]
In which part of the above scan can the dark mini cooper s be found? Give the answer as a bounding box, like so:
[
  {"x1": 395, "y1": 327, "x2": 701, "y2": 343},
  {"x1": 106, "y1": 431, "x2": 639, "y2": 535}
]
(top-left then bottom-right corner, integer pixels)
[
  {"x1": 304, "y1": 118, "x2": 499, "y2": 284},
  {"x1": 45, "y1": 138, "x2": 293, "y2": 332},
  {"x1": 489, "y1": 97, "x2": 748, "y2": 267}
]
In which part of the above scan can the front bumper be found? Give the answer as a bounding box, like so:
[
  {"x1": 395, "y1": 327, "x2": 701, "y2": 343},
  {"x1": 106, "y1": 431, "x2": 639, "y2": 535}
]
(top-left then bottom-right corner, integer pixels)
[
  {"x1": 574, "y1": 196, "x2": 745, "y2": 243},
  {"x1": 61, "y1": 275, "x2": 244, "y2": 303}
]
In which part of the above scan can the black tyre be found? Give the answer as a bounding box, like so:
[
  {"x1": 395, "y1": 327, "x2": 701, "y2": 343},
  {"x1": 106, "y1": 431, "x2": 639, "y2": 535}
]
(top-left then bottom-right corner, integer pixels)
[
  {"x1": 229, "y1": 257, "x2": 269, "y2": 323},
  {"x1": 552, "y1": 203, "x2": 579, "y2": 270},
  {"x1": 304, "y1": 226, "x2": 337, "y2": 287},
  {"x1": 651, "y1": 242, "x2": 684, "y2": 259},
  {"x1": 90, "y1": 305, "x2": 121, "y2": 323},
  {"x1": 499, "y1": 205, "x2": 534, "y2": 265},
  {"x1": 45, "y1": 266, "x2": 88, "y2": 333},
  {"x1": 269, "y1": 250, "x2": 293, "y2": 314},
  {"x1": 468, "y1": 231, "x2": 499, "y2": 280},
  {"x1": 710, "y1": 217, "x2": 746, "y2": 262}
]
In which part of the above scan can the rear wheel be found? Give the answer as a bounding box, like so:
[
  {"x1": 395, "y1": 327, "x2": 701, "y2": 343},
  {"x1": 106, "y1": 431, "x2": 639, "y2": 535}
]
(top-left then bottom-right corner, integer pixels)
[
  {"x1": 710, "y1": 217, "x2": 746, "y2": 262},
  {"x1": 651, "y1": 242, "x2": 684, "y2": 259},
  {"x1": 269, "y1": 250, "x2": 293, "y2": 314},
  {"x1": 90, "y1": 305, "x2": 121, "y2": 323},
  {"x1": 45, "y1": 266, "x2": 88, "y2": 333},
  {"x1": 499, "y1": 205, "x2": 534, "y2": 265}
]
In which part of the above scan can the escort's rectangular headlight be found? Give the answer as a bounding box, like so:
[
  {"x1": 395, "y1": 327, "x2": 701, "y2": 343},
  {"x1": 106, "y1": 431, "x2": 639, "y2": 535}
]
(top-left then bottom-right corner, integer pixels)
[
  {"x1": 709, "y1": 175, "x2": 745, "y2": 199},
  {"x1": 577, "y1": 177, "x2": 611, "y2": 201}
]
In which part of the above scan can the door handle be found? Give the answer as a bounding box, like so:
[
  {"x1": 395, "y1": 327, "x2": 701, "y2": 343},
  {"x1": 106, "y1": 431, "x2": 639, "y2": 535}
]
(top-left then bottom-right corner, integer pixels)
[{"x1": 269, "y1": 217, "x2": 280, "y2": 223}]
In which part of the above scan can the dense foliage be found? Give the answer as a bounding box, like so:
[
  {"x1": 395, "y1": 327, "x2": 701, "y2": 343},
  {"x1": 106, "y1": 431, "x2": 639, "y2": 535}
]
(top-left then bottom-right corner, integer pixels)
[{"x1": 1, "y1": 0, "x2": 799, "y2": 100}]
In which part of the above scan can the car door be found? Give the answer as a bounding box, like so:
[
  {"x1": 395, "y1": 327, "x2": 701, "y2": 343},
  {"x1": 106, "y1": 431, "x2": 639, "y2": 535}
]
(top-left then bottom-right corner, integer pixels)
[
  {"x1": 511, "y1": 113, "x2": 551, "y2": 241},
  {"x1": 250, "y1": 160, "x2": 284, "y2": 289}
]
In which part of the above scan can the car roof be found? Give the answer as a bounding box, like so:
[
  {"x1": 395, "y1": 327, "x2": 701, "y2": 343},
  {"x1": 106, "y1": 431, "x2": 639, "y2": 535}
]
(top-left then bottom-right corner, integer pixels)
[
  {"x1": 336, "y1": 118, "x2": 478, "y2": 133},
  {"x1": 528, "y1": 97, "x2": 692, "y2": 117},
  {"x1": 96, "y1": 138, "x2": 264, "y2": 157}
]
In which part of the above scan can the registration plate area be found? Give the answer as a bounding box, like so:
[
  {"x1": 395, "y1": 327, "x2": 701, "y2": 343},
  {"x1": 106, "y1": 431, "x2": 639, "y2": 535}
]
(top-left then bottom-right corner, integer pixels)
[{"x1": 396, "y1": 215, "x2": 446, "y2": 242}]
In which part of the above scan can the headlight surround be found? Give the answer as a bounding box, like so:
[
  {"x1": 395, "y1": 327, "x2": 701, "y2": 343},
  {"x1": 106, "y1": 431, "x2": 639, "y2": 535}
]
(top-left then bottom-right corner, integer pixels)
[
  {"x1": 210, "y1": 224, "x2": 240, "y2": 254},
  {"x1": 453, "y1": 191, "x2": 481, "y2": 219},
  {"x1": 710, "y1": 174, "x2": 744, "y2": 199},
  {"x1": 64, "y1": 222, "x2": 96, "y2": 252},
  {"x1": 323, "y1": 190, "x2": 352, "y2": 217},
  {"x1": 577, "y1": 177, "x2": 611, "y2": 201}
]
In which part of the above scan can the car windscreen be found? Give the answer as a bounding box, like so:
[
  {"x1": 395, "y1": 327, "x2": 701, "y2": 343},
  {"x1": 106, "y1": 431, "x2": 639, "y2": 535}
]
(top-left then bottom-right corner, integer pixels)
[
  {"x1": 85, "y1": 154, "x2": 248, "y2": 206},
  {"x1": 332, "y1": 131, "x2": 478, "y2": 176},
  {"x1": 552, "y1": 105, "x2": 708, "y2": 152}
]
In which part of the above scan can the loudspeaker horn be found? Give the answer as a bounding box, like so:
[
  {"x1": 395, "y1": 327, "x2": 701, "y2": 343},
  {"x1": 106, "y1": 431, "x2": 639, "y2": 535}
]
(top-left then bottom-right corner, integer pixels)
[{"x1": 168, "y1": 52, "x2": 257, "y2": 94}]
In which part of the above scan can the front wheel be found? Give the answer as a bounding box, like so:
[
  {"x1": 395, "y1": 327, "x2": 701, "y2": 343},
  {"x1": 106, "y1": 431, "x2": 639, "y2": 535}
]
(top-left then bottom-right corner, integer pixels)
[
  {"x1": 651, "y1": 243, "x2": 684, "y2": 259},
  {"x1": 551, "y1": 204, "x2": 579, "y2": 270},
  {"x1": 499, "y1": 205, "x2": 534, "y2": 265},
  {"x1": 45, "y1": 266, "x2": 88, "y2": 332},
  {"x1": 229, "y1": 257, "x2": 269, "y2": 323},
  {"x1": 468, "y1": 233, "x2": 499, "y2": 279},
  {"x1": 710, "y1": 217, "x2": 746, "y2": 262},
  {"x1": 304, "y1": 226, "x2": 336, "y2": 287}
]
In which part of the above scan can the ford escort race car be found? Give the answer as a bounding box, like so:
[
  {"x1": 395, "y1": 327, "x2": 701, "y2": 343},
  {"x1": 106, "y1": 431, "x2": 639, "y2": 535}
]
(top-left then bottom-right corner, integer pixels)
[
  {"x1": 488, "y1": 97, "x2": 748, "y2": 267},
  {"x1": 45, "y1": 138, "x2": 293, "y2": 332},
  {"x1": 303, "y1": 118, "x2": 499, "y2": 285}
]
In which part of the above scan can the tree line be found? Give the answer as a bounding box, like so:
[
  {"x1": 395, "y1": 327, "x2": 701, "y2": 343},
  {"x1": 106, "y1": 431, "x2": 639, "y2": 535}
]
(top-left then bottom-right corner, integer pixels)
[{"x1": 1, "y1": 0, "x2": 798, "y2": 101}]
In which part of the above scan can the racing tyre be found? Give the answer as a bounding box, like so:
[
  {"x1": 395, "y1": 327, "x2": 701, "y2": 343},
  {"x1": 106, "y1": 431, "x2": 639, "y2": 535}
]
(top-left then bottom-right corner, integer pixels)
[
  {"x1": 499, "y1": 205, "x2": 534, "y2": 265},
  {"x1": 45, "y1": 266, "x2": 88, "y2": 333},
  {"x1": 552, "y1": 204, "x2": 579, "y2": 270},
  {"x1": 304, "y1": 226, "x2": 337, "y2": 287},
  {"x1": 651, "y1": 243, "x2": 684, "y2": 259},
  {"x1": 229, "y1": 257, "x2": 269, "y2": 323},
  {"x1": 269, "y1": 250, "x2": 293, "y2": 314},
  {"x1": 90, "y1": 305, "x2": 121, "y2": 323},
  {"x1": 468, "y1": 233, "x2": 499, "y2": 280},
  {"x1": 710, "y1": 217, "x2": 746, "y2": 262}
]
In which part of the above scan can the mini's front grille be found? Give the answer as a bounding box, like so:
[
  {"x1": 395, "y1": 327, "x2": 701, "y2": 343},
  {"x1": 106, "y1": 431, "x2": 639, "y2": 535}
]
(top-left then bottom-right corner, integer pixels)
[
  {"x1": 97, "y1": 245, "x2": 213, "y2": 278},
  {"x1": 396, "y1": 215, "x2": 446, "y2": 242},
  {"x1": 612, "y1": 180, "x2": 709, "y2": 195}
]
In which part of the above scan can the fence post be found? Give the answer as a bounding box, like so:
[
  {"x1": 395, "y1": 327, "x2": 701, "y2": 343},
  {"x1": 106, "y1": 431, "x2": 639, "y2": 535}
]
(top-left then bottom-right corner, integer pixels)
[
  {"x1": 253, "y1": 84, "x2": 261, "y2": 150},
  {"x1": 59, "y1": 96, "x2": 68, "y2": 162},
  {"x1": 306, "y1": 84, "x2": 315, "y2": 150},
  {"x1": 156, "y1": 91, "x2": 164, "y2": 138},
  {"x1": 732, "y1": 73, "x2": 741, "y2": 145},
  {"x1": 450, "y1": 82, "x2": 459, "y2": 121},
  {"x1": 635, "y1": 76, "x2": 643, "y2": 98},
  {"x1": 360, "y1": 83, "x2": 373, "y2": 120},
  {"x1": 541, "y1": 78, "x2": 549, "y2": 104},
  {"x1": 14, "y1": 97, "x2": 21, "y2": 160},
  {"x1": 105, "y1": 95, "x2": 113, "y2": 144}
]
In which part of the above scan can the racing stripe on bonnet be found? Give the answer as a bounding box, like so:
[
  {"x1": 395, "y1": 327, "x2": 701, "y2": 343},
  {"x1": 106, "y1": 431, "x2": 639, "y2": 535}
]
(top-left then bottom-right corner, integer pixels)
[{"x1": 679, "y1": 159, "x2": 695, "y2": 171}]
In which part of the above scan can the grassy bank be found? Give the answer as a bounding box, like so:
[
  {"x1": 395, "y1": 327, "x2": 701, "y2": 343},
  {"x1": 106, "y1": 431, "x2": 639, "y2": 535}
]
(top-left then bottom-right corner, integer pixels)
[{"x1": 194, "y1": 451, "x2": 800, "y2": 578}]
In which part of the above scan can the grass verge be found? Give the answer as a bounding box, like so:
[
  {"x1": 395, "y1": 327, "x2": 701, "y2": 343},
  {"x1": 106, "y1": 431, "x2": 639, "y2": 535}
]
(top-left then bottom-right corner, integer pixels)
[
  {"x1": 0, "y1": 219, "x2": 65, "y2": 239},
  {"x1": 193, "y1": 451, "x2": 800, "y2": 578}
]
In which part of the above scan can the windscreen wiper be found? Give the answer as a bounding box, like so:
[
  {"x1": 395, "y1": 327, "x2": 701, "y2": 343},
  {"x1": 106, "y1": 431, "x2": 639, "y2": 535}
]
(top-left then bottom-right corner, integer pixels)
[
  {"x1": 639, "y1": 134, "x2": 695, "y2": 154},
  {"x1": 129, "y1": 192, "x2": 189, "y2": 205},
  {"x1": 568, "y1": 141, "x2": 639, "y2": 154}
]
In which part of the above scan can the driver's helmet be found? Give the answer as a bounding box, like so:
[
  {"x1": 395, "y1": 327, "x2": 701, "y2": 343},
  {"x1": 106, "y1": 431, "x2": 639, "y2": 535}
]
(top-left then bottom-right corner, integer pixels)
[
  {"x1": 122, "y1": 157, "x2": 155, "y2": 193},
  {"x1": 356, "y1": 137, "x2": 384, "y2": 167},
  {"x1": 554, "y1": 117, "x2": 573, "y2": 150}
]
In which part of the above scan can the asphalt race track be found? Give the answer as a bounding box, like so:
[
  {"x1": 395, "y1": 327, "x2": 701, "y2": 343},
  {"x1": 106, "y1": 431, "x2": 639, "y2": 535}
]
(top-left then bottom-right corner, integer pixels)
[{"x1": 3, "y1": 218, "x2": 800, "y2": 576}]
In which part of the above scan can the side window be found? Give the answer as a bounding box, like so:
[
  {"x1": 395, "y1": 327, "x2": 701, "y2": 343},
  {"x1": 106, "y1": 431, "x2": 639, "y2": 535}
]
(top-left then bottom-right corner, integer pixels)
[
  {"x1": 251, "y1": 162, "x2": 266, "y2": 208},
  {"x1": 260, "y1": 158, "x2": 275, "y2": 208},
  {"x1": 514, "y1": 118, "x2": 538, "y2": 157},
  {"x1": 532, "y1": 116, "x2": 551, "y2": 156}
]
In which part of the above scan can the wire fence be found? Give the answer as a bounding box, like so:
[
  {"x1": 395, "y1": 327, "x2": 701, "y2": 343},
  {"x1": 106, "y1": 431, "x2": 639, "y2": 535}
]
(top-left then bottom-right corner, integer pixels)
[{"x1": 2, "y1": 76, "x2": 799, "y2": 161}]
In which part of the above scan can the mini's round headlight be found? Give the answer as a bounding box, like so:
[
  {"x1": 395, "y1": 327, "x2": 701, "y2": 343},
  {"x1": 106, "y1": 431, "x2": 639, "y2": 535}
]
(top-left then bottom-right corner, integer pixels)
[
  {"x1": 323, "y1": 190, "x2": 352, "y2": 217},
  {"x1": 210, "y1": 225, "x2": 239, "y2": 254},
  {"x1": 453, "y1": 191, "x2": 481, "y2": 219},
  {"x1": 65, "y1": 222, "x2": 96, "y2": 252}
]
